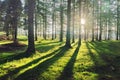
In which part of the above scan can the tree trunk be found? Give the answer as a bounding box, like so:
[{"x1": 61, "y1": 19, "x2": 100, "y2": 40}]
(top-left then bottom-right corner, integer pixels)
[
  {"x1": 92, "y1": 0, "x2": 95, "y2": 41},
  {"x1": 13, "y1": 18, "x2": 18, "y2": 43},
  {"x1": 72, "y1": 0, "x2": 75, "y2": 43},
  {"x1": 43, "y1": 0, "x2": 47, "y2": 40},
  {"x1": 54, "y1": 12, "x2": 57, "y2": 39},
  {"x1": 78, "y1": 0, "x2": 81, "y2": 45},
  {"x1": 4, "y1": 16, "x2": 9, "y2": 38},
  {"x1": 26, "y1": 0, "x2": 35, "y2": 53},
  {"x1": 60, "y1": 0, "x2": 63, "y2": 42},
  {"x1": 35, "y1": 13, "x2": 38, "y2": 41},
  {"x1": 52, "y1": 0, "x2": 55, "y2": 40},
  {"x1": 65, "y1": 0, "x2": 72, "y2": 48},
  {"x1": 99, "y1": 0, "x2": 102, "y2": 41},
  {"x1": 107, "y1": 0, "x2": 111, "y2": 40},
  {"x1": 116, "y1": 0, "x2": 120, "y2": 40}
]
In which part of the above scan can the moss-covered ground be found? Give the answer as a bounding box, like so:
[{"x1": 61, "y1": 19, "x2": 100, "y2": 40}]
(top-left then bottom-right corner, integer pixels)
[{"x1": 0, "y1": 36, "x2": 120, "y2": 80}]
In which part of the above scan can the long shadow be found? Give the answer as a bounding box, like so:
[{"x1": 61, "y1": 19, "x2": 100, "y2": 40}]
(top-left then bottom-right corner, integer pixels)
[
  {"x1": 18, "y1": 38, "x2": 27, "y2": 41},
  {"x1": 85, "y1": 42, "x2": 108, "y2": 79},
  {"x1": 85, "y1": 42, "x2": 98, "y2": 66},
  {"x1": 36, "y1": 41, "x2": 63, "y2": 46},
  {"x1": 90, "y1": 41, "x2": 120, "y2": 55},
  {"x1": 0, "y1": 46, "x2": 64, "y2": 80},
  {"x1": 90, "y1": 42, "x2": 120, "y2": 70},
  {"x1": 0, "y1": 42, "x2": 64, "y2": 65},
  {"x1": 58, "y1": 44, "x2": 81, "y2": 80},
  {"x1": 89, "y1": 42, "x2": 118, "y2": 67},
  {"x1": 86, "y1": 41, "x2": 120, "y2": 80},
  {"x1": 90, "y1": 41, "x2": 111, "y2": 53},
  {"x1": 36, "y1": 42, "x2": 63, "y2": 53},
  {"x1": 14, "y1": 46, "x2": 69, "y2": 80},
  {"x1": 86, "y1": 42, "x2": 110, "y2": 72},
  {"x1": 0, "y1": 50, "x2": 32, "y2": 65}
]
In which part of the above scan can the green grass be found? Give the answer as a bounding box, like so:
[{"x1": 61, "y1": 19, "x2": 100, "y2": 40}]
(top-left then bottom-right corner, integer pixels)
[
  {"x1": 0, "y1": 38, "x2": 120, "y2": 80},
  {"x1": 0, "y1": 32, "x2": 5, "y2": 35}
]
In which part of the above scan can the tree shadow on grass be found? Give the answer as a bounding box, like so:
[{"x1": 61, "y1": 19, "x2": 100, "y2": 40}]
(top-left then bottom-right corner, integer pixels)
[
  {"x1": 90, "y1": 42, "x2": 120, "y2": 80},
  {"x1": 90, "y1": 41, "x2": 120, "y2": 55},
  {"x1": 85, "y1": 42, "x2": 99, "y2": 66},
  {"x1": 0, "y1": 50, "x2": 33, "y2": 65},
  {"x1": 18, "y1": 38, "x2": 28, "y2": 41},
  {"x1": 0, "y1": 41, "x2": 63, "y2": 65},
  {"x1": 37, "y1": 41, "x2": 63, "y2": 45},
  {"x1": 0, "y1": 42, "x2": 28, "y2": 64},
  {"x1": 0, "y1": 46, "x2": 65, "y2": 80},
  {"x1": 35, "y1": 42, "x2": 63, "y2": 53},
  {"x1": 13, "y1": 46, "x2": 69, "y2": 80},
  {"x1": 58, "y1": 44, "x2": 81, "y2": 80},
  {"x1": 86, "y1": 41, "x2": 120, "y2": 80}
]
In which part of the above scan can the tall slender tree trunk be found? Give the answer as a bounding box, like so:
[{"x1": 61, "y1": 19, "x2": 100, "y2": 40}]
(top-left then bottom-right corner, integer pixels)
[
  {"x1": 35, "y1": 13, "x2": 38, "y2": 41},
  {"x1": 72, "y1": 0, "x2": 75, "y2": 43},
  {"x1": 78, "y1": 0, "x2": 81, "y2": 45},
  {"x1": 65, "y1": 0, "x2": 72, "y2": 48},
  {"x1": 99, "y1": 0, "x2": 102, "y2": 41},
  {"x1": 26, "y1": 0, "x2": 35, "y2": 53},
  {"x1": 52, "y1": 0, "x2": 55, "y2": 40},
  {"x1": 43, "y1": 15, "x2": 47, "y2": 40},
  {"x1": 108, "y1": 0, "x2": 111, "y2": 40},
  {"x1": 13, "y1": 18, "x2": 18, "y2": 43},
  {"x1": 95, "y1": 1, "x2": 99, "y2": 41},
  {"x1": 105, "y1": 18, "x2": 108, "y2": 40},
  {"x1": 92, "y1": 0, "x2": 95, "y2": 41},
  {"x1": 44, "y1": 15, "x2": 47, "y2": 40},
  {"x1": 39, "y1": 17, "x2": 42, "y2": 37},
  {"x1": 43, "y1": 17, "x2": 45, "y2": 39},
  {"x1": 54, "y1": 13, "x2": 57, "y2": 39},
  {"x1": 4, "y1": 16, "x2": 9, "y2": 38},
  {"x1": 116, "y1": 0, "x2": 120, "y2": 40},
  {"x1": 43, "y1": 0, "x2": 47, "y2": 40},
  {"x1": 60, "y1": 0, "x2": 63, "y2": 42}
]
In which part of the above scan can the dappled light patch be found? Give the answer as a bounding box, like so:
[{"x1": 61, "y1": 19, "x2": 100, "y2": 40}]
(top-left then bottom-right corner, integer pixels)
[{"x1": 35, "y1": 41, "x2": 64, "y2": 53}]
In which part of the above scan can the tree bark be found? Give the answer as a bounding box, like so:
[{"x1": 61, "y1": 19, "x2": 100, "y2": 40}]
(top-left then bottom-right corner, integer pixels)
[
  {"x1": 60, "y1": 0, "x2": 64, "y2": 42},
  {"x1": 78, "y1": 0, "x2": 81, "y2": 45},
  {"x1": 72, "y1": 0, "x2": 75, "y2": 43},
  {"x1": 65, "y1": 0, "x2": 72, "y2": 48},
  {"x1": 92, "y1": 0, "x2": 95, "y2": 41},
  {"x1": 26, "y1": 0, "x2": 35, "y2": 53}
]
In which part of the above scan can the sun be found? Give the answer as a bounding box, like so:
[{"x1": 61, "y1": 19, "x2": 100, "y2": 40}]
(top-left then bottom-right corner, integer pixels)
[{"x1": 81, "y1": 18, "x2": 85, "y2": 25}]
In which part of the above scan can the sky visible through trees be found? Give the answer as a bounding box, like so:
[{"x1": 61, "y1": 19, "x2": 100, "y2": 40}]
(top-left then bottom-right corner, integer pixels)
[{"x1": 0, "y1": 0, "x2": 120, "y2": 41}]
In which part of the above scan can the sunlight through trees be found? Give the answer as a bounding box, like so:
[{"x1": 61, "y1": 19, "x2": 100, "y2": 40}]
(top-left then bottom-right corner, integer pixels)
[{"x1": 0, "y1": 0, "x2": 120, "y2": 80}]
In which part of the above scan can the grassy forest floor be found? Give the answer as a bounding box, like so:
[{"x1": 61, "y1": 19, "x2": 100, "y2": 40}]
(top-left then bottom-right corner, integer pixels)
[{"x1": 0, "y1": 36, "x2": 120, "y2": 80}]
